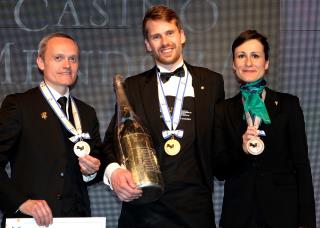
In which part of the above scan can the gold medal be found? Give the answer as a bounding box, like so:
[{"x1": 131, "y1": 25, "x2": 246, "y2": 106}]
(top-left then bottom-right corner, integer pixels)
[
  {"x1": 246, "y1": 137, "x2": 264, "y2": 155},
  {"x1": 164, "y1": 138, "x2": 181, "y2": 156}
]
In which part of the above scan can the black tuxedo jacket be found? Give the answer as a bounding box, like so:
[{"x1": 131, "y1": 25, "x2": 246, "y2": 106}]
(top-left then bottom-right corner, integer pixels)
[
  {"x1": 103, "y1": 63, "x2": 224, "y2": 227},
  {"x1": 0, "y1": 87, "x2": 102, "y2": 220},
  {"x1": 104, "y1": 63, "x2": 224, "y2": 191},
  {"x1": 213, "y1": 88, "x2": 316, "y2": 228}
]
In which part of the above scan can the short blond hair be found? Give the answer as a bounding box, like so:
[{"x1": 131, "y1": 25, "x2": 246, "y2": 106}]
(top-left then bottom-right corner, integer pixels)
[{"x1": 38, "y1": 32, "x2": 78, "y2": 59}]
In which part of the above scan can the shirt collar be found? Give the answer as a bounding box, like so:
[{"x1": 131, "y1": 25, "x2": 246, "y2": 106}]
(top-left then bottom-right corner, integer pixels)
[
  {"x1": 46, "y1": 84, "x2": 70, "y2": 101},
  {"x1": 156, "y1": 60, "x2": 184, "y2": 73}
]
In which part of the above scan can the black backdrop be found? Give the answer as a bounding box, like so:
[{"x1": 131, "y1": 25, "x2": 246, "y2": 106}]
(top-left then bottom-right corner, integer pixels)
[{"x1": 0, "y1": 1, "x2": 318, "y2": 227}]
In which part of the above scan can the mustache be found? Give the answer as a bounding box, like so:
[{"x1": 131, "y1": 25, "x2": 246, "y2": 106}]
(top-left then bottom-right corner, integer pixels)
[{"x1": 160, "y1": 43, "x2": 175, "y2": 49}]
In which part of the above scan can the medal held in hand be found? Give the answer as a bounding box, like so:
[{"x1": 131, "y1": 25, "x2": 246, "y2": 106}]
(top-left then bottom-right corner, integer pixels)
[
  {"x1": 246, "y1": 137, "x2": 264, "y2": 155},
  {"x1": 244, "y1": 112, "x2": 265, "y2": 156},
  {"x1": 242, "y1": 88, "x2": 269, "y2": 156},
  {"x1": 39, "y1": 81, "x2": 91, "y2": 158},
  {"x1": 74, "y1": 141, "x2": 91, "y2": 157}
]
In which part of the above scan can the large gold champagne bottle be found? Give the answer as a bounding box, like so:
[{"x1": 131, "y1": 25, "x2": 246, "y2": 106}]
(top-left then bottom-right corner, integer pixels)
[{"x1": 113, "y1": 74, "x2": 163, "y2": 204}]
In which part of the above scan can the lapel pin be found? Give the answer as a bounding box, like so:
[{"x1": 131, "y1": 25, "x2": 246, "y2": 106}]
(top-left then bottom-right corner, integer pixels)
[
  {"x1": 41, "y1": 112, "x2": 48, "y2": 120},
  {"x1": 201, "y1": 86, "x2": 205, "y2": 90},
  {"x1": 275, "y1": 101, "x2": 278, "y2": 106}
]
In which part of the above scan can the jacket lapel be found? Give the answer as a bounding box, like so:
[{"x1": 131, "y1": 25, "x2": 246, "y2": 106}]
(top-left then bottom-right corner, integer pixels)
[
  {"x1": 229, "y1": 89, "x2": 280, "y2": 139},
  {"x1": 188, "y1": 64, "x2": 213, "y2": 182},
  {"x1": 140, "y1": 67, "x2": 163, "y2": 145},
  {"x1": 261, "y1": 88, "x2": 280, "y2": 134},
  {"x1": 189, "y1": 64, "x2": 206, "y2": 141}
]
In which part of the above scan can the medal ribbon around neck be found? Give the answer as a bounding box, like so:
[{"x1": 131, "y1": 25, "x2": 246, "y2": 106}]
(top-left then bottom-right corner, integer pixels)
[
  {"x1": 243, "y1": 89, "x2": 266, "y2": 131},
  {"x1": 240, "y1": 78, "x2": 270, "y2": 124},
  {"x1": 243, "y1": 89, "x2": 267, "y2": 155},
  {"x1": 39, "y1": 81, "x2": 90, "y2": 143},
  {"x1": 157, "y1": 65, "x2": 189, "y2": 139}
]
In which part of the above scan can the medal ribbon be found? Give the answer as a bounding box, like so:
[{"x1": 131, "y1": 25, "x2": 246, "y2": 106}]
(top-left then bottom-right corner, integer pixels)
[
  {"x1": 162, "y1": 129, "x2": 184, "y2": 139},
  {"x1": 157, "y1": 65, "x2": 189, "y2": 139},
  {"x1": 240, "y1": 78, "x2": 271, "y2": 124},
  {"x1": 39, "y1": 81, "x2": 91, "y2": 142},
  {"x1": 243, "y1": 89, "x2": 266, "y2": 135}
]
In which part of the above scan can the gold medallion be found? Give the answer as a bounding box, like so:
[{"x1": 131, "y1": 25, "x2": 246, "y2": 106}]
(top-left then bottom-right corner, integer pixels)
[
  {"x1": 246, "y1": 137, "x2": 264, "y2": 155},
  {"x1": 164, "y1": 138, "x2": 181, "y2": 156}
]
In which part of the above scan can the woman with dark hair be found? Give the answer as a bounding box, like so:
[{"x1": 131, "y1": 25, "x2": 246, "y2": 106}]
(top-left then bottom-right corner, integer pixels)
[{"x1": 213, "y1": 30, "x2": 316, "y2": 228}]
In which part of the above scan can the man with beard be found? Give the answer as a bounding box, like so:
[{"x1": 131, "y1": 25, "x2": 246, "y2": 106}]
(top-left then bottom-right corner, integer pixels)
[{"x1": 103, "y1": 5, "x2": 224, "y2": 228}]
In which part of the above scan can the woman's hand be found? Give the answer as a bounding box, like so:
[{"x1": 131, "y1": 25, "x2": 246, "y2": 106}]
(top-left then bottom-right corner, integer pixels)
[{"x1": 242, "y1": 126, "x2": 259, "y2": 154}]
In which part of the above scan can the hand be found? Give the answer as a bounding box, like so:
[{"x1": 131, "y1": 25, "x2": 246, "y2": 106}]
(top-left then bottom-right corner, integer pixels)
[
  {"x1": 78, "y1": 155, "x2": 101, "y2": 175},
  {"x1": 111, "y1": 168, "x2": 143, "y2": 202},
  {"x1": 19, "y1": 199, "x2": 52, "y2": 227},
  {"x1": 242, "y1": 126, "x2": 259, "y2": 154}
]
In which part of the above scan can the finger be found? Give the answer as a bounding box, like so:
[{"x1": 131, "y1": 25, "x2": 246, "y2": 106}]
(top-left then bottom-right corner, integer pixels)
[
  {"x1": 125, "y1": 173, "x2": 137, "y2": 189},
  {"x1": 79, "y1": 162, "x2": 90, "y2": 174},
  {"x1": 33, "y1": 201, "x2": 49, "y2": 226},
  {"x1": 113, "y1": 177, "x2": 141, "y2": 200},
  {"x1": 247, "y1": 126, "x2": 259, "y2": 135},
  {"x1": 121, "y1": 171, "x2": 142, "y2": 193},
  {"x1": 120, "y1": 185, "x2": 142, "y2": 198},
  {"x1": 79, "y1": 156, "x2": 100, "y2": 172},
  {"x1": 118, "y1": 189, "x2": 142, "y2": 202},
  {"x1": 245, "y1": 129, "x2": 257, "y2": 136},
  {"x1": 78, "y1": 158, "x2": 97, "y2": 173},
  {"x1": 111, "y1": 169, "x2": 142, "y2": 199},
  {"x1": 243, "y1": 131, "x2": 257, "y2": 141},
  {"x1": 80, "y1": 155, "x2": 100, "y2": 165},
  {"x1": 125, "y1": 191, "x2": 144, "y2": 202},
  {"x1": 19, "y1": 200, "x2": 52, "y2": 226},
  {"x1": 80, "y1": 164, "x2": 95, "y2": 176},
  {"x1": 32, "y1": 203, "x2": 45, "y2": 226},
  {"x1": 33, "y1": 211, "x2": 42, "y2": 226},
  {"x1": 78, "y1": 156, "x2": 93, "y2": 168},
  {"x1": 40, "y1": 201, "x2": 53, "y2": 226},
  {"x1": 120, "y1": 185, "x2": 142, "y2": 199}
]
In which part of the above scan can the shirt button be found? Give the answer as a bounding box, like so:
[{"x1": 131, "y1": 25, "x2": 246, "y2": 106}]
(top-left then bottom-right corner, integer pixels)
[
  {"x1": 60, "y1": 172, "x2": 64, "y2": 177},
  {"x1": 57, "y1": 194, "x2": 62, "y2": 200}
]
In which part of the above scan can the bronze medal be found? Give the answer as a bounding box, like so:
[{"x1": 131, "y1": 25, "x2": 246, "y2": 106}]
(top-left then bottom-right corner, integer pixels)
[
  {"x1": 164, "y1": 138, "x2": 181, "y2": 156},
  {"x1": 74, "y1": 141, "x2": 91, "y2": 157},
  {"x1": 246, "y1": 137, "x2": 264, "y2": 155}
]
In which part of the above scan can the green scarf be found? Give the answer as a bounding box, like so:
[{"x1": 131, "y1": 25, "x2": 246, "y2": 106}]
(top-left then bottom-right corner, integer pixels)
[{"x1": 240, "y1": 78, "x2": 271, "y2": 124}]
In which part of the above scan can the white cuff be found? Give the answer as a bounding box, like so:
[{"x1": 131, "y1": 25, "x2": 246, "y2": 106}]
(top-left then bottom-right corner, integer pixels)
[
  {"x1": 103, "y1": 162, "x2": 125, "y2": 190},
  {"x1": 82, "y1": 172, "x2": 97, "y2": 182}
]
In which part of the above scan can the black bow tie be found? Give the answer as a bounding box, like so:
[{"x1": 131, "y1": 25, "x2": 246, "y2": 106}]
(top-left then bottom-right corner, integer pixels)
[{"x1": 158, "y1": 66, "x2": 185, "y2": 83}]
